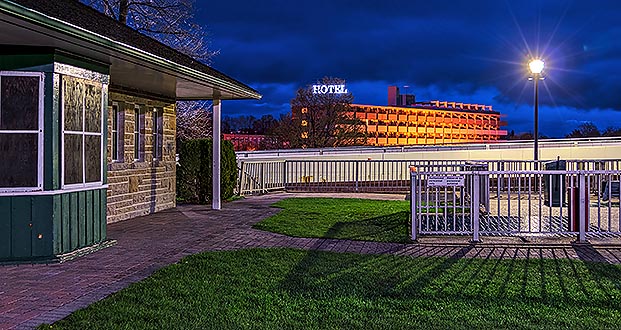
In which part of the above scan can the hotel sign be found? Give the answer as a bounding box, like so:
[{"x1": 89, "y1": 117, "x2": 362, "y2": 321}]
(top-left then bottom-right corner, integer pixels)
[{"x1": 312, "y1": 84, "x2": 348, "y2": 94}]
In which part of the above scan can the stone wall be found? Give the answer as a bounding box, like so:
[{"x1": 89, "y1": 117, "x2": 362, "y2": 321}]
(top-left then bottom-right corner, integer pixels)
[{"x1": 106, "y1": 91, "x2": 176, "y2": 223}]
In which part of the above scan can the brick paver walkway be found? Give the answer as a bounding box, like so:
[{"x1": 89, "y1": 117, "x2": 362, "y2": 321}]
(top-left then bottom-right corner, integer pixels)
[{"x1": 2, "y1": 192, "x2": 621, "y2": 329}]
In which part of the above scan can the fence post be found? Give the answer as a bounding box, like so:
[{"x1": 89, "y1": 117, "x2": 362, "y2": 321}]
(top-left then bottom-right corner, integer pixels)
[
  {"x1": 578, "y1": 172, "x2": 587, "y2": 243},
  {"x1": 238, "y1": 161, "x2": 246, "y2": 196},
  {"x1": 472, "y1": 173, "x2": 481, "y2": 243},
  {"x1": 355, "y1": 161, "x2": 359, "y2": 192},
  {"x1": 410, "y1": 170, "x2": 417, "y2": 241},
  {"x1": 283, "y1": 161, "x2": 288, "y2": 191},
  {"x1": 261, "y1": 163, "x2": 266, "y2": 193}
]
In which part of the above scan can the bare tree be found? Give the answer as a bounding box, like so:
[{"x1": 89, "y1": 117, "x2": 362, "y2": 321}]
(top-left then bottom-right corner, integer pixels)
[
  {"x1": 602, "y1": 126, "x2": 621, "y2": 137},
  {"x1": 176, "y1": 101, "x2": 212, "y2": 142},
  {"x1": 82, "y1": 0, "x2": 217, "y2": 62},
  {"x1": 268, "y1": 113, "x2": 303, "y2": 149},
  {"x1": 83, "y1": 0, "x2": 218, "y2": 140},
  {"x1": 252, "y1": 115, "x2": 279, "y2": 135},
  {"x1": 287, "y1": 77, "x2": 366, "y2": 148},
  {"x1": 566, "y1": 122, "x2": 601, "y2": 138}
]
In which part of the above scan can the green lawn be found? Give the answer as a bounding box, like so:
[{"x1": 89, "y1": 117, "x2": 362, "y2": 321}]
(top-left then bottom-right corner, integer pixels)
[
  {"x1": 253, "y1": 198, "x2": 412, "y2": 243},
  {"x1": 42, "y1": 248, "x2": 621, "y2": 329}
]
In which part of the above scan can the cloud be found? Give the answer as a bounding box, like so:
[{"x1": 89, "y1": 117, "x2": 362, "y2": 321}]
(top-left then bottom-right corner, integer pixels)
[{"x1": 199, "y1": 0, "x2": 621, "y2": 136}]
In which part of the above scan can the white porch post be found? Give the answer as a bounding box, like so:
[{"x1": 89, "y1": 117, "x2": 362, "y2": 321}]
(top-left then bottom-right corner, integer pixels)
[{"x1": 212, "y1": 99, "x2": 221, "y2": 210}]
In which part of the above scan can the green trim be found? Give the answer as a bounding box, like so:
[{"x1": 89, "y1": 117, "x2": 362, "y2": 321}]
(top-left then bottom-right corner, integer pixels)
[
  {"x1": 0, "y1": 53, "x2": 54, "y2": 71},
  {"x1": 0, "y1": 1, "x2": 261, "y2": 100},
  {"x1": 0, "y1": 47, "x2": 109, "y2": 74},
  {"x1": 102, "y1": 85, "x2": 109, "y2": 184},
  {"x1": 43, "y1": 71, "x2": 56, "y2": 190}
]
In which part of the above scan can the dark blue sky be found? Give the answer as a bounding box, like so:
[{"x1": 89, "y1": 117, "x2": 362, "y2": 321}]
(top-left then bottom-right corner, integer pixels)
[{"x1": 197, "y1": 0, "x2": 621, "y2": 137}]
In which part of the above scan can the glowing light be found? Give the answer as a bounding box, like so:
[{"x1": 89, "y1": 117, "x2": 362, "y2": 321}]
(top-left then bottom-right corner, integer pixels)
[
  {"x1": 529, "y1": 59, "x2": 545, "y2": 74},
  {"x1": 312, "y1": 84, "x2": 348, "y2": 94}
]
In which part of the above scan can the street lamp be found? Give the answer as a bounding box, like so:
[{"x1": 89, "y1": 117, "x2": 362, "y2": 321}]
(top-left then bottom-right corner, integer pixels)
[{"x1": 528, "y1": 58, "x2": 544, "y2": 161}]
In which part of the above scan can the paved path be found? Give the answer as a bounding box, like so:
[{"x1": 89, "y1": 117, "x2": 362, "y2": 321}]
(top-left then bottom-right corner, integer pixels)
[{"x1": 1, "y1": 192, "x2": 621, "y2": 329}]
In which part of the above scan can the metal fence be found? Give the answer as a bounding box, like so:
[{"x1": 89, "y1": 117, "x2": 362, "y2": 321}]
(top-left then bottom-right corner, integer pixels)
[
  {"x1": 410, "y1": 166, "x2": 621, "y2": 241},
  {"x1": 238, "y1": 161, "x2": 286, "y2": 195},
  {"x1": 238, "y1": 159, "x2": 621, "y2": 195}
]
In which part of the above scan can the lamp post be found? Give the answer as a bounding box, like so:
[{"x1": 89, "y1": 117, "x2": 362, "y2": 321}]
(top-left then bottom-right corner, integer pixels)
[{"x1": 529, "y1": 59, "x2": 544, "y2": 162}]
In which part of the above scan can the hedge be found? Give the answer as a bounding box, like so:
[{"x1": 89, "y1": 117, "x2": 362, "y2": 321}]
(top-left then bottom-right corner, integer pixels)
[{"x1": 177, "y1": 139, "x2": 237, "y2": 204}]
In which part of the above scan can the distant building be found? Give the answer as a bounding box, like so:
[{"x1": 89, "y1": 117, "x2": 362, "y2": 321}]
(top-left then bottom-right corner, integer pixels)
[
  {"x1": 223, "y1": 134, "x2": 267, "y2": 151},
  {"x1": 294, "y1": 86, "x2": 507, "y2": 146},
  {"x1": 353, "y1": 86, "x2": 507, "y2": 145},
  {"x1": 387, "y1": 86, "x2": 416, "y2": 106}
]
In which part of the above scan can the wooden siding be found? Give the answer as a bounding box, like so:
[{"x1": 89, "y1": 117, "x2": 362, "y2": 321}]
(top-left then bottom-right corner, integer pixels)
[{"x1": 0, "y1": 189, "x2": 106, "y2": 261}]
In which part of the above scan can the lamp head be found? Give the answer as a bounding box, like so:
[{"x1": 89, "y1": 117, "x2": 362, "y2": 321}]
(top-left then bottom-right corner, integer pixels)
[{"x1": 529, "y1": 59, "x2": 545, "y2": 75}]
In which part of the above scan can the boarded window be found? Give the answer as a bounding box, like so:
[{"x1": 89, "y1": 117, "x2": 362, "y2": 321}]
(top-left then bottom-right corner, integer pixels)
[
  {"x1": 63, "y1": 133, "x2": 83, "y2": 185},
  {"x1": 85, "y1": 84, "x2": 102, "y2": 133},
  {"x1": 62, "y1": 75, "x2": 104, "y2": 187},
  {"x1": 0, "y1": 73, "x2": 42, "y2": 190},
  {"x1": 85, "y1": 135, "x2": 101, "y2": 182},
  {"x1": 0, "y1": 75, "x2": 38, "y2": 130},
  {"x1": 0, "y1": 134, "x2": 38, "y2": 187}
]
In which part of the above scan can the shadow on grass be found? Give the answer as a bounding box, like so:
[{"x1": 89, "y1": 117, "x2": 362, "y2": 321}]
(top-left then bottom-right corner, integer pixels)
[
  {"x1": 323, "y1": 211, "x2": 410, "y2": 243},
  {"x1": 266, "y1": 198, "x2": 621, "y2": 313},
  {"x1": 278, "y1": 230, "x2": 473, "y2": 300},
  {"x1": 572, "y1": 242, "x2": 621, "y2": 301},
  {"x1": 278, "y1": 240, "x2": 621, "y2": 312}
]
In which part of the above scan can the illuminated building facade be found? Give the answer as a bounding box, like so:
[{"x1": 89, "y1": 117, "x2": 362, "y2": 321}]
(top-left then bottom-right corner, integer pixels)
[
  {"x1": 353, "y1": 86, "x2": 507, "y2": 145},
  {"x1": 223, "y1": 133, "x2": 267, "y2": 151},
  {"x1": 350, "y1": 101, "x2": 507, "y2": 146},
  {"x1": 292, "y1": 85, "x2": 507, "y2": 147}
]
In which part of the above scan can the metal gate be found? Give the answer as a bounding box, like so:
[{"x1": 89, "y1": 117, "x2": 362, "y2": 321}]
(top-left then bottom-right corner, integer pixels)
[{"x1": 410, "y1": 165, "x2": 621, "y2": 242}]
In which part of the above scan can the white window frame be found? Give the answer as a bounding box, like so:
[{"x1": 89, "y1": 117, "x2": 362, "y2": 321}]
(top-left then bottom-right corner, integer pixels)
[
  {"x1": 61, "y1": 76, "x2": 105, "y2": 189},
  {"x1": 0, "y1": 71, "x2": 44, "y2": 194},
  {"x1": 111, "y1": 102, "x2": 124, "y2": 162},
  {"x1": 152, "y1": 107, "x2": 163, "y2": 161},
  {"x1": 134, "y1": 105, "x2": 145, "y2": 162}
]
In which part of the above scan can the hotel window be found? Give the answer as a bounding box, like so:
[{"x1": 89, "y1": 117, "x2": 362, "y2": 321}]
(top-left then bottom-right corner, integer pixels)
[
  {"x1": 134, "y1": 105, "x2": 145, "y2": 161},
  {"x1": 152, "y1": 108, "x2": 163, "y2": 160},
  {"x1": 111, "y1": 103, "x2": 124, "y2": 162},
  {"x1": 62, "y1": 75, "x2": 104, "y2": 187},
  {"x1": 0, "y1": 72, "x2": 43, "y2": 192}
]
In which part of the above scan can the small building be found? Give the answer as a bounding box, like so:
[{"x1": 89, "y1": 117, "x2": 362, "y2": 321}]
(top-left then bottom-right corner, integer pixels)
[{"x1": 0, "y1": 0, "x2": 260, "y2": 262}]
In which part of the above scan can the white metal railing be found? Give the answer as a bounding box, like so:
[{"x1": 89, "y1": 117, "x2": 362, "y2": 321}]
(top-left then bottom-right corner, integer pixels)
[
  {"x1": 237, "y1": 159, "x2": 621, "y2": 195},
  {"x1": 410, "y1": 167, "x2": 621, "y2": 241},
  {"x1": 237, "y1": 161, "x2": 286, "y2": 195}
]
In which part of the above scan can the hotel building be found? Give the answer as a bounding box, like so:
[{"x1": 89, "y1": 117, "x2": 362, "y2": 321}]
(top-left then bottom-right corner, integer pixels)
[{"x1": 349, "y1": 87, "x2": 507, "y2": 146}]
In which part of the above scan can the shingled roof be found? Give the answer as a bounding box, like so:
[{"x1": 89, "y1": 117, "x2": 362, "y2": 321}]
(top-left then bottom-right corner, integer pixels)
[{"x1": 1, "y1": 0, "x2": 260, "y2": 100}]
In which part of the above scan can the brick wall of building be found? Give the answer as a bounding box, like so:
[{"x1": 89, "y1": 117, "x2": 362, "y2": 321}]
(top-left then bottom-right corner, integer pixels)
[{"x1": 106, "y1": 91, "x2": 177, "y2": 223}]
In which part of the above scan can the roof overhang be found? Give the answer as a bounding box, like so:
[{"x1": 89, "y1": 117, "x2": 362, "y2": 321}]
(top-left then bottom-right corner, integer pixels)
[{"x1": 0, "y1": 1, "x2": 261, "y2": 101}]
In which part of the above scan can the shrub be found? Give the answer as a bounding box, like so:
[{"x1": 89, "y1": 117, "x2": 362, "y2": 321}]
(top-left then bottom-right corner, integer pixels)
[{"x1": 177, "y1": 139, "x2": 237, "y2": 204}]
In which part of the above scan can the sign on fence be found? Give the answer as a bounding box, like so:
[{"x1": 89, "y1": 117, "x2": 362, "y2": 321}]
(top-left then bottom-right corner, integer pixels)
[{"x1": 427, "y1": 176, "x2": 465, "y2": 187}]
